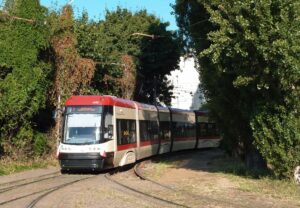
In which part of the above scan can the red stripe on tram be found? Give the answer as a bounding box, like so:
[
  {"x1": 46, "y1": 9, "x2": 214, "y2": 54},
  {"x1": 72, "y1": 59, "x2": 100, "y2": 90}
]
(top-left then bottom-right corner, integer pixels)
[
  {"x1": 140, "y1": 140, "x2": 159, "y2": 147},
  {"x1": 117, "y1": 143, "x2": 137, "y2": 151},
  {"x1": 199, "y1": 135, "x2": 220, "y2": 140},
  {"x1": 174, "y1": 137, "x2": 196, "y2": 142}
]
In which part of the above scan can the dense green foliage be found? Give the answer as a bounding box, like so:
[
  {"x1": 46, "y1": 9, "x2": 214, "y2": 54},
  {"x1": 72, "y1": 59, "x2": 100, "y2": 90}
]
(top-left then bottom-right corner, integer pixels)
[
  {"x1": 0, "y1": 1, "x2": 180, "y2": 158},
  {"x1": 175, "y1": 0, "x2": 300, "y2": 177},
  {"x1": 0, "y1": 0, "x2": 51, "y2": 157},
  {"x1": 75, "y1": 8, "x2": 181, "y2": 104}
]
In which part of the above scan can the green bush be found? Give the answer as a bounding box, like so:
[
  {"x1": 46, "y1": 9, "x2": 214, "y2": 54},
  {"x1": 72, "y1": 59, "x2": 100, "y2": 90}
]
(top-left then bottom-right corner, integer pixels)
[
  {"x1": 252, "y1": 109, "x2": 300, "y2": 178},
  {"x1": 33, "y1": 131, "x2": 48, "y2": 156},
  {"x1": 0, "y1": 0, "x2": 51, "y2": 156},
  {"x1": 174, "y1": 0, "x2": 300, "y2": 178}
]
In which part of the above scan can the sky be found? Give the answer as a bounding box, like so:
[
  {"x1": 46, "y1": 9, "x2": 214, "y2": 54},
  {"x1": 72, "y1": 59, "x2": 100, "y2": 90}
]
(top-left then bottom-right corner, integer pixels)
[{"x1": 39, "y1": 0, "x2": 178, "y2": 30}]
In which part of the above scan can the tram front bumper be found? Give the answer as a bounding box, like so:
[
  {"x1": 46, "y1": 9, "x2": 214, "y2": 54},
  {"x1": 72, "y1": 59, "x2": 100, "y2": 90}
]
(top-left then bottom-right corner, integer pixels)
[{"x1": 58, "y1": 153, "x2": 104, "y2": 170}]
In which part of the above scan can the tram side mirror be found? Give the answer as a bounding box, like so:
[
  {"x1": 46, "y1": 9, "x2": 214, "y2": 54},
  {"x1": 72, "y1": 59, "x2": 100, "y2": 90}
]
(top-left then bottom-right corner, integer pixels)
[
  {"x1": 104, "y1": 125, "x2": 113, "y2": 140},
  {"x1": 108, "y1": 125, "x2": 113, "y2": 137}
]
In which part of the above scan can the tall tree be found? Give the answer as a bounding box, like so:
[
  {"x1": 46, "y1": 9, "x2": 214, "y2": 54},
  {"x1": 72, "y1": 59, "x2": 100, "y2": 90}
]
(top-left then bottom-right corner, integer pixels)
[
  {"x1": 49, "y1": 5, "x2": 95, "y2": 143},
  {"x1": 0, "y1": 0, "x2": 51, "y2": 157},
  {"x1": 175, "y1": 0, "x2": 300, "y2": 177},
  {"x1": 75, "y1": 8, "x2": 181, "y2": 104}
]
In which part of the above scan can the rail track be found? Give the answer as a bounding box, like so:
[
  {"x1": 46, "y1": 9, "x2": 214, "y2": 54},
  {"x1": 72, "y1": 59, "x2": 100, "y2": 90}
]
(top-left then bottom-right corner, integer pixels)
[
  {"x1": 25, "y1": 175, "x2": 95, "y2": 208},
  {"x1": 0, "y1": 174, "x2": 96, "y2": 207},
  {"x1": 133, "y1": 160, "x2": 253, "y2": 208},
  {"x1": 134, "y1": 162, "x2": 174, "y2": 190},
  {"x1": 0, "y1": 171, "x2": 60, "y2": 187},
  {"x1": 0, "y1": 172, "x2": 61, "y2": 194},
  {"x1": 133, "y1": 162, "x2": 215, "y2": 205},
  {"x1": 105, "y1": 165, "x2": 190, "y2": 208},
  {"x1": 0, "y1": 150, "x2": 252, "y2": 208}
]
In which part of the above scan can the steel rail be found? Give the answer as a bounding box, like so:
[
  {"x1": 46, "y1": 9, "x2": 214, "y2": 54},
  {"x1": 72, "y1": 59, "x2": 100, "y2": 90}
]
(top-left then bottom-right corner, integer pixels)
[
  {"x1": 104, "y1": 172, "x2": 189, "y2": 208},
  {"x1": 0, "y1": 174, "x2": 61, "y2": 194},
  {"x1": 26, "y1": 175, "x2": 95, "y2": 208},
  {"x1": 134, "y1": 163, "x2": 174, "y2": 190},
  {"x1": 134, "y1": 160, "x2": 252, "y2": 208},
  {"x1": 0, "y1": 175, "x2": 94, "y2": 206},
  {"x1": 0, "y1": 171, "x2": 60, "y2": 187}
]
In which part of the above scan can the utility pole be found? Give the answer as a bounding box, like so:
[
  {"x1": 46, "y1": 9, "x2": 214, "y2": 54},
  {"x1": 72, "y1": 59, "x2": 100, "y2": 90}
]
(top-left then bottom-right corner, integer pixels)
[{"x1": 132, "y1": 32, "x2": 163, "y2": 106}]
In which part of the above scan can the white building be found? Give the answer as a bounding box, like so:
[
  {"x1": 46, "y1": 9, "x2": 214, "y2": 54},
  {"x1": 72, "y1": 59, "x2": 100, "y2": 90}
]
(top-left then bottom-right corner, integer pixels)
[{"x1": 166, "y1": 56, "x2": 205, "y2": 110}]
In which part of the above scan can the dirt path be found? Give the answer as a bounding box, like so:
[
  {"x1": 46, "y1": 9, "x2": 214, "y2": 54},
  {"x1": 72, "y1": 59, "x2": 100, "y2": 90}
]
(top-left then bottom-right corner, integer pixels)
[
  {"x1": 0, "y1": 167, "x2": 176, "y2": 207},
  {"x1": 0, "y1": 149, "x2": 299, "y2": 208},
  {"x1": 142, "y1": 149, "x2": 300, "y2": 208}
]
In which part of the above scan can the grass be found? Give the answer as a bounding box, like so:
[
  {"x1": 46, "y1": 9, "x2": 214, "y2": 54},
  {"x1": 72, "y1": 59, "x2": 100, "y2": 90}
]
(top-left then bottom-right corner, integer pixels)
[
  {"x1": 0, "y1": 156, "x2": 58, "y2": 176},
  {"x1": 146, "y1": 152, "x2": 300, "y2": 203},
  {"x1": 208, "y1": 156, "x2": 270, "y2": 178},
  {"x1": 237, "y1": 177, "x2": 300, "y2": 200},
  {"x1": 206, "y1": 155, "x2": 300, "y2": 202},
  {"x1": 144, "y1": 159, "x2": 181, "y2": 178}
]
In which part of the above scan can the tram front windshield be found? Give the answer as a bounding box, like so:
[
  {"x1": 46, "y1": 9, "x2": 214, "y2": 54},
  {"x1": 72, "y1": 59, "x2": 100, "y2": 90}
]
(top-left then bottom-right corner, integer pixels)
[{"x1": 63, "y1": 106, "x2": 102, "y2": 145}]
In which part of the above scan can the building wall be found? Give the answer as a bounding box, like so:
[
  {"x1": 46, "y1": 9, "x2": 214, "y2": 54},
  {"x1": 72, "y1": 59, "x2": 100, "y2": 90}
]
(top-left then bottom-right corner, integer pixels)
[{"x1": 166, "y1": 56, "x2": 205, "y2": 110}]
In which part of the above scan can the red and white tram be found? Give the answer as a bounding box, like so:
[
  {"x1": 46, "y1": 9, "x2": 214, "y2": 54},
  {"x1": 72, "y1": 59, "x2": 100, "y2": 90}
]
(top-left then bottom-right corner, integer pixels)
[{"x1": 57, "y1": 95, "x2": 221, "y2": 171}]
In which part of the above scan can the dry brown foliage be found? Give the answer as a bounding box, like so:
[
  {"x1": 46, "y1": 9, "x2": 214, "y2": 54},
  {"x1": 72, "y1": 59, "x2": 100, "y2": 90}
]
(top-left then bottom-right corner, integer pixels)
[
  {"x1": 49, "y1": 5, "x2": 95, "y2": 145},
  {"x1": 103, "y1": 54, "x2": 136, "y2": 99},
  {"x1": 50, "y1": 5, "x2": 95, "y2": 106}
]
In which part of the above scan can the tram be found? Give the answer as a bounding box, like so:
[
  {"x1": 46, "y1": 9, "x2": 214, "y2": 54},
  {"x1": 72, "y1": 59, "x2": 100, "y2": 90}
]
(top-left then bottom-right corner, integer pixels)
[{"x1": 57, "y1": 95, "x2": 221, "y2": 171}]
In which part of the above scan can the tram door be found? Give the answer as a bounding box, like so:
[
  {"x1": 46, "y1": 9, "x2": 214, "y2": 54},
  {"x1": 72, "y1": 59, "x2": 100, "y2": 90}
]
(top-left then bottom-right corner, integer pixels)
[
  {"x1": 114, "y1": 106, "x2": 138, "y2": 166},
  {"x1": 138, "y1": 109, "x2": 159, "y2": 159}
]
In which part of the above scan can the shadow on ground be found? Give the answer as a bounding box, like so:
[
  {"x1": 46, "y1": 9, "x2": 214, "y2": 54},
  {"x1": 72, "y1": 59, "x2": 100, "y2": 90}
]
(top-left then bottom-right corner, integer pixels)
[{"x1": 149, "y1": 148, "x2": 270, "y2": 179}]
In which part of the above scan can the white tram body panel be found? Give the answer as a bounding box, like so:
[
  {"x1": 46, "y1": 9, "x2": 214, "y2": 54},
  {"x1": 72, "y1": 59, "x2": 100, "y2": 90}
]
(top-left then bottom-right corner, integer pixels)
[{"x1": 57, "y1": 95, "x2": 221, "y2": 171}]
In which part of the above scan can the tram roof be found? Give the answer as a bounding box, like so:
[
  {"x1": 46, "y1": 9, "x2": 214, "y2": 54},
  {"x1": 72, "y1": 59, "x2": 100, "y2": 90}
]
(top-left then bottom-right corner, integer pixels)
[
  {"x1": 136, "y1": 102, "x2": 157, "y2": 111},
  {"x1": 170, "y1": 108, "x2": 194, "y2": 115},
  {"x1": 65, "y1": 95, "x2": 136, "y2": 109},
  {"x1": 194, "y1": 110, "x2": 209, "y2": 116}
]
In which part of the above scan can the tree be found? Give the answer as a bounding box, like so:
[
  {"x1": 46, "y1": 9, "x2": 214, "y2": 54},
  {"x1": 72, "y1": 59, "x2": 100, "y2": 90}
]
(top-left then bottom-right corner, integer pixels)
[
  {"x1": 49, "y1": 5, "x2": 95, "y2": 144},
  {"x1": 0, "y1": 0, "x2": 51, "y2": 157},
  {"x1": 75, "y1": 8, "x2": 181, "y2": 104},
  {"x1": 174, "y1": 0, "x2": 300, "y2": 177}
]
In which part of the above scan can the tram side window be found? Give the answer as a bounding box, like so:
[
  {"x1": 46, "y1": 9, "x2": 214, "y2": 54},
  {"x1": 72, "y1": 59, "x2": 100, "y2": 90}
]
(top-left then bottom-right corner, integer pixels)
[
  {"x1": 198, "y1": 122, "x2": 218, "y2": 137},
  {"x1": 186, "y1": 123, "x2": 196, "y2": 138},
  {"x1": 207, "y1": 123, "x2": 217, "y2": 136},
  {"x1": 199, "y1": 123, "x2": 208, "y2": 137},
  {"x1": 139, "y1": 121, "x2": 148, "y2": 141},
  {"x1": 150, "y1": 121, "x2": 159, "y2": 140},
  {"x1": 174, "y1": 122, "x2": 185, "y2": 138},
  {"x1": 159, "y1": 121, "x2": 171, "y2": 141},
  {"x1": 140, "y1": 120, "x2": 159, "y2": 141},
  {"x1": 117, "y1": 119, "x2": 136, "y2": 145},
  {"x1": 172, "y1": 122, "x2": 195, "y2": 139}
]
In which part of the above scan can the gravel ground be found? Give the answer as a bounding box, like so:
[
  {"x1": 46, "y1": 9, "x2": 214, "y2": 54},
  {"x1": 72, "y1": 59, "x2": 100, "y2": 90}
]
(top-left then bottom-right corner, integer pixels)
[
  {"x1": 0, "y1": 149, "x2": 299, "y2": 208},
  {"x1": 142, "y1": 149, "x2": 300, "y2": 208}
]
